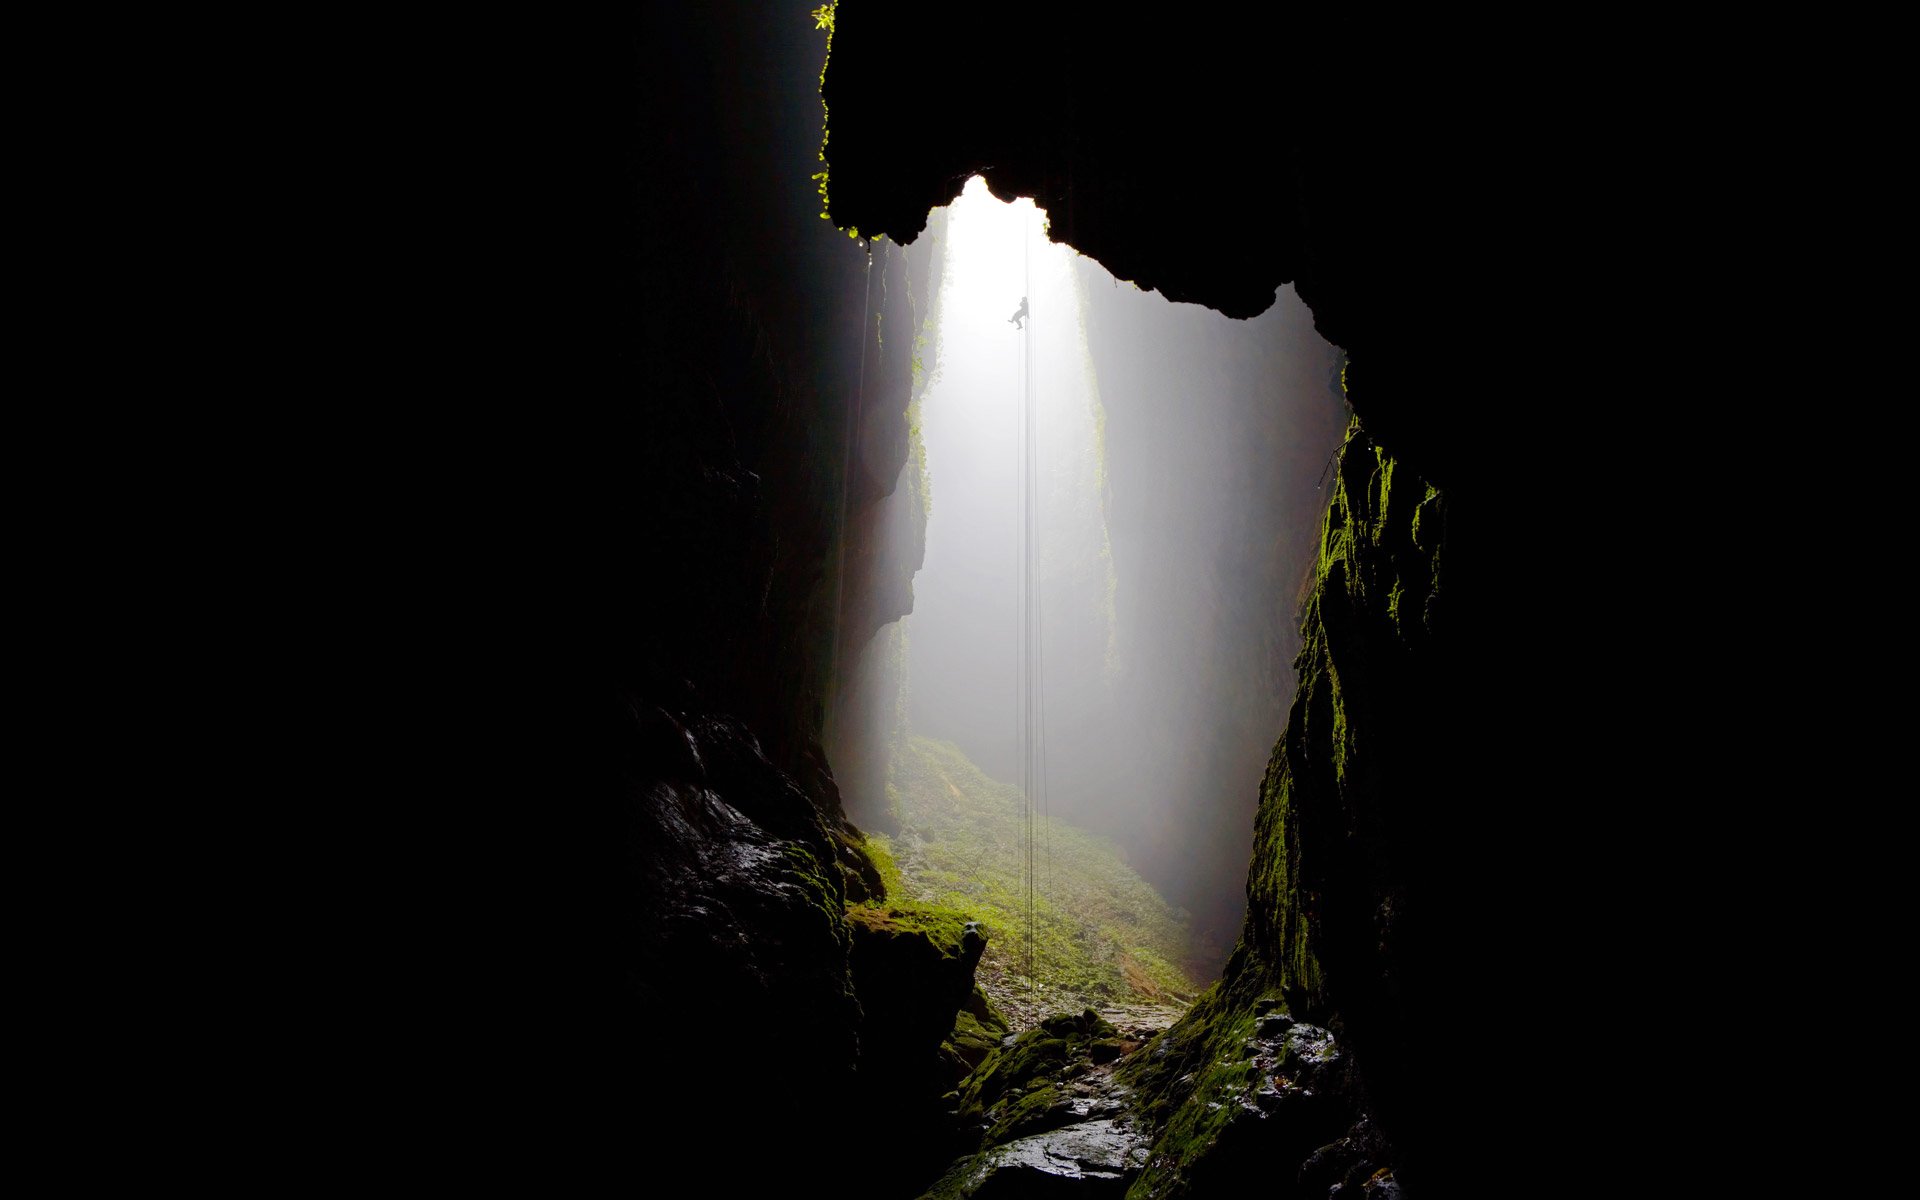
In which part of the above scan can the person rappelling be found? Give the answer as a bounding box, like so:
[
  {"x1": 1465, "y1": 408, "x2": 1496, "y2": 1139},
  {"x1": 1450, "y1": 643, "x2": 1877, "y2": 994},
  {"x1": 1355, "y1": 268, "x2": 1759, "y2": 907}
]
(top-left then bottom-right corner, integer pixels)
[{"x1": 1008, "y1": 296, "x2": 1029, "y2": 330}]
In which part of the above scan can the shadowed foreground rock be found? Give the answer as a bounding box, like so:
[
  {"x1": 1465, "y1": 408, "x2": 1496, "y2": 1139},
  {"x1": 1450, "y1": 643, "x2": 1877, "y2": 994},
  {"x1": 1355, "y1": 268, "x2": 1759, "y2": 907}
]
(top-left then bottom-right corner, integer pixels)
[
  {"x1": 922, "y1": 1000, "x2": 1394, "y2": 1198},
  {"x1": 950, "y1": 1120, "x2": 1150, "y2": 1198},
  {"x1": 924, "y1": 1010, "x2": 1154, "y2": 1199}
]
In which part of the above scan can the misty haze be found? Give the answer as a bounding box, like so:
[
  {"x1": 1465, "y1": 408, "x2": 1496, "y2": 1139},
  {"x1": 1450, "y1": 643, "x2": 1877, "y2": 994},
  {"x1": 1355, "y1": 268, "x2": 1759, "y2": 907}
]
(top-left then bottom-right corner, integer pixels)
[{"x1": 832, "y1": 178, "x2": 1347, "y2": 1011}]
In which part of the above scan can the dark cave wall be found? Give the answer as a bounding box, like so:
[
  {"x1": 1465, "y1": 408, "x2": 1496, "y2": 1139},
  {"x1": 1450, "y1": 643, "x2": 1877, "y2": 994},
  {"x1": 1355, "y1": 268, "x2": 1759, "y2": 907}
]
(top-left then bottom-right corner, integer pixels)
[
  {"x1": 839, "y1": 230, "x2": 941, "y2": 662},
  {"x1": 483, "y1": 5, "x2": 958, "y2": 1187},
  {"x1": 821, "y1": 4, "x2": 1530, "y2": 488},
  {"x1": 1239, "y1": 424, "x2": 1452, "y2": 1178},
  {"x1": 425, "y1": 2, "x2": 1704, "y2": 1192},
  {"x1": 825, "y1": 208, "x2": 946, "y2": 832}
]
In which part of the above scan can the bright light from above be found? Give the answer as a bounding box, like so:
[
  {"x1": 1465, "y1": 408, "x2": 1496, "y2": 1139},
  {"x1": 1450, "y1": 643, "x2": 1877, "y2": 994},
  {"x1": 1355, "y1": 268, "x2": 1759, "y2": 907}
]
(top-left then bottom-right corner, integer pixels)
[
  {"x1": 841, "y1": 169, "x2": 1351, "y2": 979},
  {"x1": 908, "y1": 174, "x2": 1112, "y2": 786},
  {"x1": 941, "y1": 176, "x2": 1053, "y2": 336}
]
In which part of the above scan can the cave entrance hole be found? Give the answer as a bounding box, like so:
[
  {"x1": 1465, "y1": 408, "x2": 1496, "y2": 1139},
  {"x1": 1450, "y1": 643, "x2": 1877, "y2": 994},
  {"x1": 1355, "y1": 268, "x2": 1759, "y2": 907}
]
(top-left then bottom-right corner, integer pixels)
[{"x1": 836, "y1": 175, "x2": 1350, "y2": 1024}]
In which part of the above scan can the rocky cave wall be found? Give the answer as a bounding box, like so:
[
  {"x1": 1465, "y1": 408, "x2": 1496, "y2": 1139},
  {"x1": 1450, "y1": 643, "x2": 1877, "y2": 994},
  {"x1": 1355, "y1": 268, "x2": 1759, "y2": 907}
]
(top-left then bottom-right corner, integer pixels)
[
  {"x1": 434, "y1": 3, "x2": 1682, "y2": 1193},
  {"x1": 467, "y1": 6, "x2": 963, "y2": 1190}
]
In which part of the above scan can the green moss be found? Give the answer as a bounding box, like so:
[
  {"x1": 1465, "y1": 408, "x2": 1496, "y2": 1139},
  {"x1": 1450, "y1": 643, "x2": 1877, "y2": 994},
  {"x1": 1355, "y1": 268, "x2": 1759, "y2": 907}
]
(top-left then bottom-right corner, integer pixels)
[
  {"x1": 810, "y1": 4, "x2": 861, "y2": 239},
  {"x1": 764, "y1": 843, "x2": 855, "y2": 1003},
  {"x1": 850, "y1": 832, "x2": 990, "y2": 965},
  {"x1": 885, "y1": 737, "x2": 1198, "y2": 1007},
  {"x1": 811, "y1": 7, "x2": 835, "y2": 218},
  {"x1": 906, "y1": 397, "x2": 932, "y2": 520},
  {"x1": 846, "y1": 898, "x2": 975, "y2": 961},
  {"x1": 919, "y1": 1154, "x2": 991, "y2": 1200},
  {"x1": 783, "y1": 843, "x2": 846, "y2": 925},
  {"x1": 905, "y1": 210, "x2": 948, "y2": 521},
  {"x1": 946, "y1": 1011, "x2": 1002, "y2": 1071},
  {"x1": 864, "y1": 830, "x2": 907, "y2": 896},
  {"x1": 984, "y1": 1084, "x2": 1064, "y2": 1144},
  {"x1": 1133, "y1": 1023, "x2": 1259, "y2": 1188},
  {"x1": 952, "y1": 1008, "x2": 1118, "y2": 1145},
  {"x1": 939, "y1": 983, "x2": 1011, "y2": 1079},
  {"x1": 1115, "y1": 417, "x2": 1446, "y2": 1195}
]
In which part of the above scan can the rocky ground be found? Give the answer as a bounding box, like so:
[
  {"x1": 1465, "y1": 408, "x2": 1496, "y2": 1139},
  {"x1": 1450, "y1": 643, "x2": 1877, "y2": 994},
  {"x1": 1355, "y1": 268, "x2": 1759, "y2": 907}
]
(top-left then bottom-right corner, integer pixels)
[
  {"x1": 923, "y1": 1009, "x2": 1155, "y2": 1198},
  {"x1": 974, "y1": 962, "x2": 1191, "y2": 1038},
  {"x1": 922, "y1": 997, "x2": 1399, "y2": 1199}
]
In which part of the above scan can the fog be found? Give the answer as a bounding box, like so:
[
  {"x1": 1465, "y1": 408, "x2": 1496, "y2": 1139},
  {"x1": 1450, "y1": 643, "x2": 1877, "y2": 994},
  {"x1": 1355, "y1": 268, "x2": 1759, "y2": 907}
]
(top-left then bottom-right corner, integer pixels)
[{"x1": 857, "y1": 178, "x2": 1347, "y2": 970}]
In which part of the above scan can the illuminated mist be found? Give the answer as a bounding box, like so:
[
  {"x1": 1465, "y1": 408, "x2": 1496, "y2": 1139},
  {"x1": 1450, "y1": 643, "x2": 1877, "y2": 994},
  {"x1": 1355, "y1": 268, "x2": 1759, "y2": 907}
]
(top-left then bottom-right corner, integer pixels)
[{"x1": 840, "y1": 177, "x2": 1347, "y2": 974}]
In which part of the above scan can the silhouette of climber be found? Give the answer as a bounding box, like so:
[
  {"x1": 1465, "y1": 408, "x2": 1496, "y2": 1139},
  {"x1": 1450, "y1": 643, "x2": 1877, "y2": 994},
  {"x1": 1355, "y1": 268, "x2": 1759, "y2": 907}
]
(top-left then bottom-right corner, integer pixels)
[{"x1": 1008, "y1": 296, "x2": 1029, "y2": 330}]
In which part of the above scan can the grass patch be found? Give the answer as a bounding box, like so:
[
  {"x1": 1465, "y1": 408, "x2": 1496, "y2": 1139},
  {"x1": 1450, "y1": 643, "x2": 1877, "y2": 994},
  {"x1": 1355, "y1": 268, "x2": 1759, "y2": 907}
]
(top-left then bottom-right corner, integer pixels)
[{"x1": 877, "y1": 736, "x2": 1199, "y2": 1011}]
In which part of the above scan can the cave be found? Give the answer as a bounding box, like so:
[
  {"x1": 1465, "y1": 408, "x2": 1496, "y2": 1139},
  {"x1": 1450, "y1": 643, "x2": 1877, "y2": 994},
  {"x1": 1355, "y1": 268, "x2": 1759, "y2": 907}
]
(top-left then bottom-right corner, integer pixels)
[{"x1": 396, "y1": 3, "x2": 1737, "y2": 1196}]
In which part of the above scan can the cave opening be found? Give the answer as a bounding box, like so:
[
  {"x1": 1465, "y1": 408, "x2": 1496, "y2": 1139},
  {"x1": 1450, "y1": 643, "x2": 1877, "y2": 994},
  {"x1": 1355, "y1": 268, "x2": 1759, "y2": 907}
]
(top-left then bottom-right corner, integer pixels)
[
  {"x1": 589, "y1": 7, "x2": 1550, "y2": 1193},
  {"x1": 445, "y1": 7, "x2": 1724, "y2": 1196},
  {"x1": 827, "y1": 176, "x2": 1349, "y2": 1035}
]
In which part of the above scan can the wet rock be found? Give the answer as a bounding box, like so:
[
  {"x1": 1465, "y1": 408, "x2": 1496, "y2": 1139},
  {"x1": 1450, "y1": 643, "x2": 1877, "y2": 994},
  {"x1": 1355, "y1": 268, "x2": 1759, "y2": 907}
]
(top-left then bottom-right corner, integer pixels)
[
  {"x1": 957, "y1": 1013, "x2": 1130, "y2": 1148},
  {"x1": 1306, "y1": 1116, "x2": 1400, "y2": 1198},
  {"x1": 945, "y1": 985, "x2": 1013, "y2": 1075},
  {"x1": 950, "y1": 1010, "x2": 1010, "y2": 1073},
  {"x1": 1301, "y1": 1136, "x2": 1363, "y2": 1194},
  {"x1": 1331, "y1": 1167, "x2": 1404, "y2": 1200},
  {"x1": 1041, "y1": 1010, "x2": 1118, "y2": 1040},
  {"x1": 1284, "y1": 1023, "x2": 1339, "y2": 1068},
  {"x1": 624, "y1": 707, "x2": 868, "y2": 1191},
  {"x1": 845, "y1": 905, "x2": 995, "y2": 1191},
  {"x1": 847, "y1": 906, "x2": 990, "y2": 1071},
  {"x1": 924, "y1": 1120, "x2": 1150, "y2": 1199},
  {"x1": 981, "y1": 1120, "x2": 1149, "y2": 1194},
  {"x1": 1116, "y1": 997, "x2": 1377, "y2": 1198},
  {"x1": 930, "y1": 1001, "x2": 1159, "y2": 1193}
]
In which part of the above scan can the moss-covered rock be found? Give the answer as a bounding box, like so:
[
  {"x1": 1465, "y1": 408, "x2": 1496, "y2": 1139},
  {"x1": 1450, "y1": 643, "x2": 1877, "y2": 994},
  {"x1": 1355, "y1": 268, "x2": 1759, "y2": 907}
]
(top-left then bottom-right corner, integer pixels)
[
  {"x1": 954, "y1": 1010, "x2": 1122, "y2": 1145},
  {"x1": 1116, "y1": 982, "x2": 1370, "y2": 1199},
  {"x1": 622, "y1": 704, "x2": 870, "y2": 1191},
  {"x1": 921, "y1": 1118, "x2": 1150, "y2": 1200},
  {"x1": 847, "y1": 902, "x2": 987, "y2": 1072},
  {"x1": 911, "y1": 1006, "x2": 1151, "y2": 1198},
  {"x1": 1115, "y1": 419, "x2": 1436, "y2": 1196},
  {"x1": 944, "y1": 986, "x2": 1011, "y2": 1073},
  {"x1": 842, "y1": 887, "x2": 992, "y2": 1195}
]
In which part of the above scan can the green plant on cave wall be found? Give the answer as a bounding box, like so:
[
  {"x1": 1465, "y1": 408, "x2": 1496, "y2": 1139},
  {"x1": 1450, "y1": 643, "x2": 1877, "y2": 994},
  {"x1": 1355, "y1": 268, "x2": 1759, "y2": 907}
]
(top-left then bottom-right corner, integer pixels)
[{"x1": 810, "y1": 3, "x2": 864, "y2": 240}]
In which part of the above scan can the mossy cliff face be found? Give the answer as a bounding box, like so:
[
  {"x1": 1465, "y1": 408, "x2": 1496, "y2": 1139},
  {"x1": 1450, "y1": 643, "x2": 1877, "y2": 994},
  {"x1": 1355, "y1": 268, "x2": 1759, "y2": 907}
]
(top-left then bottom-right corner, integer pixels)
[
  {"x1": 1245, "y1": 418, "x2": 1444, "y2": 1026},
  {"x1": 1117, "y1": 419, "x2": 1441, "y2": 1195},
  {"x1": 897, "y1": 526, "x2": 1448, "y2": 1196},
  {"x1": 842, "y1": 901, "x2": 994, "y2": 1193},
  {"x1": 924, "y1": 1010, "x2": 1153, "y2": 1199}
]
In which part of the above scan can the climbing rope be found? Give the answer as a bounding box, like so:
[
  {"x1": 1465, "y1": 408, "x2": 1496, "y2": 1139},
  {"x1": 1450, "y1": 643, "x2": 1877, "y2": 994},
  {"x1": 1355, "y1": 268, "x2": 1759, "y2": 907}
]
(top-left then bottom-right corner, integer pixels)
[
  {"x1": 1023, "y1": 217, "x2": 1034, "y2": 1015},
  {"x1": 1015, "y1": 212, "x2": 1051, "y2": 1024}
]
